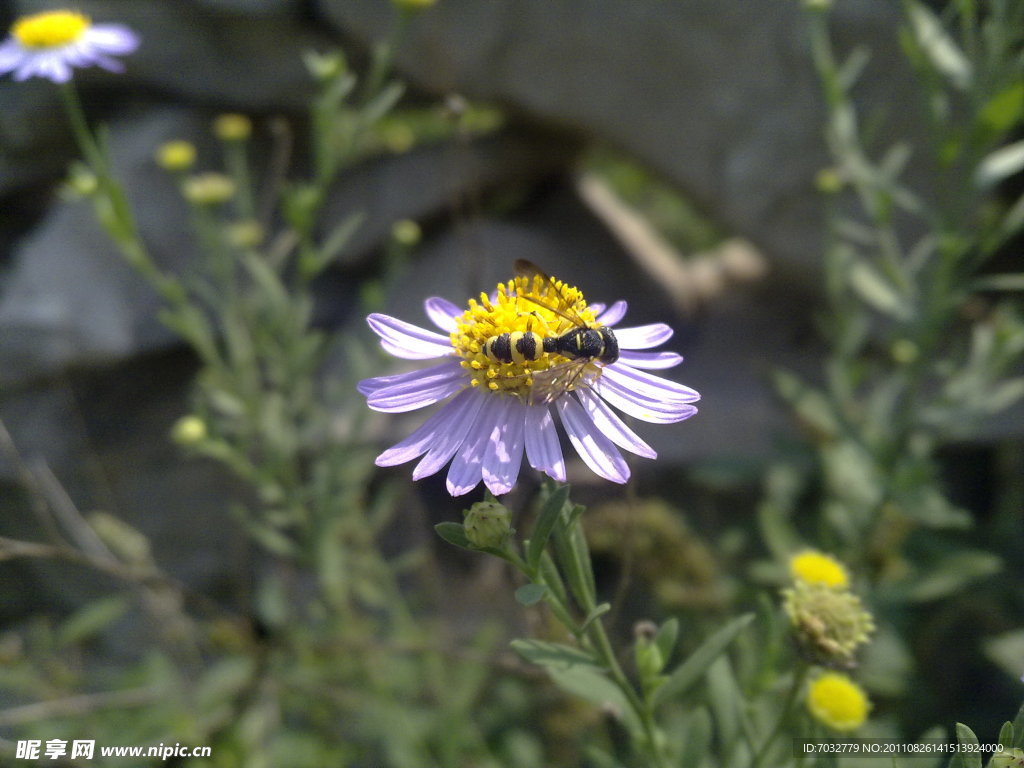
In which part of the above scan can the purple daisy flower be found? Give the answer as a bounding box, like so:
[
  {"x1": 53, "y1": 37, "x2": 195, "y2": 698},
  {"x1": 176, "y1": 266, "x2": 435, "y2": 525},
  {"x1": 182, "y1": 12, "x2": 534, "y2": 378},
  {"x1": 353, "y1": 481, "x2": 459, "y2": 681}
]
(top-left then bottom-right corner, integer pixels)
[
  {"x1": 358, "y1": 263, "x2": 700, "y2": 496},
  {"x1": 0, "y1": 10, "x2": 139, "y2": 83}
]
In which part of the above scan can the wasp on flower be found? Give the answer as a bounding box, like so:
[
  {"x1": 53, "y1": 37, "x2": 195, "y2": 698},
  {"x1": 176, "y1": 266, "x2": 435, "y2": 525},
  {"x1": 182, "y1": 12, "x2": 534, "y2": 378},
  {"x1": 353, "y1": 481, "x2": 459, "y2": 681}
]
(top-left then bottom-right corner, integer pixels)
[{"x1": 358, "y1": 260, "x2": 700, "y2": 496}]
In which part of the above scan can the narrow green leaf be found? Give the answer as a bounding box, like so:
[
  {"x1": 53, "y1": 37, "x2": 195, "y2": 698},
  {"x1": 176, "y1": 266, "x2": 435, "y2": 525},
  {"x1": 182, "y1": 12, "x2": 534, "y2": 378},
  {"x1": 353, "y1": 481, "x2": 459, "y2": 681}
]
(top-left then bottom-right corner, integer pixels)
[
  {"x1": 652, "y1": 613, "x2": 755, "y2": 708},
  {"x1": 678, "y1": 706, "x2": 712, "y2": 768},
  {"x1": 848, "y1": 261, "x2": 913, "y2": 320},
  {"x1": 510, "y1": 638, "x2": 596, "y2": 668},
  {"x1": 997, "y1": 721, "x2": 1014, "y2": 751},
  {"x1": 538, "y1": 550, "x2": 569, "y2": 605},
  {"x1": 949, "y1": 723, "x2": 982, "y2": 768},
  {"x1": 980, "y1": 82, "x2": 1024, "y2": 135},
  {"x1": 545, "y1": 664, "x2": 641, "y2": 736},
  {"x1": 904, "y1": 551, "x2": 1002, "y2": 602},
  {"x1": 58, "y1": 596, "x2": 130, "y2": 647},
  {"x1": 434, "y1": 521, "x2": 473, "y2": 551},
  {"x1": 905, "y1": 0, "x2": 972, "y2": 90},
  {"x1": 976, "y1": 140, "x2": 1024, "y2": 189},
  {"x1": 654, "y1": 618, "x2": 679, "y2": 669},
  {"x1": 360, "y1": 81, "x2": 406, "y2": 127},
  {"x1": 579, "y1": 603, "x2": 611, "y2": 632},
  {"x1": 514, "y1": 583, "x2": 547, "y2": 607},
  {"x1": 1011, "y1": 700, "x2": 1024, "y2": 749},
  {"x1": 313, "y1": 211, "x2": 366, "y2": 274},
  {"x1": 527, "y1": 484, "x2": 570, "y2": 572}
]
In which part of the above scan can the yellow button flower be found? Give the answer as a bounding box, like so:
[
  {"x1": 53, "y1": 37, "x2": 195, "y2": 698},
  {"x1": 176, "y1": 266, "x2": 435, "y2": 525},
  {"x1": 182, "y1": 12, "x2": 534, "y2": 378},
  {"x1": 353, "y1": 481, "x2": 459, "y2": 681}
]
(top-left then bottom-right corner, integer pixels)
[
  {"x1": 807, "y1": 673, "x2": 870, "y2": 732},
  {"x1": 790, "y1": 549, "x2": 849, "y2": 589}
]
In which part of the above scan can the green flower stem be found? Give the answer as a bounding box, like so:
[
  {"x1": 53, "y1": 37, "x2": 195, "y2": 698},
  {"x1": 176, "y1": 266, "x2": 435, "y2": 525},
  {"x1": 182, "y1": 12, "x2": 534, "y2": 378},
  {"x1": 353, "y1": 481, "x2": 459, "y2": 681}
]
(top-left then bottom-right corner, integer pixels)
[
  {"x1": 751, "y1": 661, "x2": 811, "y2": 768},
  {"x1": 223, "y1": 140, "x2": 257, "y2": 221},
  {"x1": 509, "y1": 507, "x2": 669, "y2": 768},
  {"x1": 58, "y1": 81, "x2": 185, "y2": 307}
]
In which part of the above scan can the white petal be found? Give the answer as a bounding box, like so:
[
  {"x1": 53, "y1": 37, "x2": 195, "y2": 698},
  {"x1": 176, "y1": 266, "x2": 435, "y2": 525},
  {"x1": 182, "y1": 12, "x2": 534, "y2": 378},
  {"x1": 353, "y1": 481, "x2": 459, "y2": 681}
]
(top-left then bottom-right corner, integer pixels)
[
  {"x1": 593, "y1": 376, "x2": 699, "y2": 424},
  {"x1": 412, "y1": 389, "x2": 488, "y2": 479},
  {"x1": 616, "y1": 350, "x2": 683, "y2": 369},
  {"x1": 447, "y1": 396, "x2": 503, "y2": 495},
  {"x1": 576, "y1": 388, "x2": 656, "y2": 459},
  {"x1": 375, "y1": 388, "x2": 480, "y2": 466},
  {"x1": 85, "y1": 25, "x2": 141, "y2": 54},
  {"x1": 481, "y1": 398, "x2": 526, "y2": 496},
  {"x1": 555, "y1": 397, "x2": 630, "y2": 484},
  {"x1": 358, "y1": 360, "x2": 461, "y2": 396},
  {"x1": 366, "y1": 365, "x2": 465, "y2": 412},
  {"x1": 596, "y1": 300, "x2": 628, "y2": 326},
  {"x1": 367, "y1": 313, "x2": 453, "y2": 359},
  {"x1": 614, "y1": 323, "x2": 674, "y2": 350},
  {"x1": 601, "y1": 363, "x2": 700, "y2": 403},
  {"x1": 424, "y1": 297, "x2": 462, "y2": 332},
  {"x1": 524, "y1": 404, "x2": 566, "y2": 482}
]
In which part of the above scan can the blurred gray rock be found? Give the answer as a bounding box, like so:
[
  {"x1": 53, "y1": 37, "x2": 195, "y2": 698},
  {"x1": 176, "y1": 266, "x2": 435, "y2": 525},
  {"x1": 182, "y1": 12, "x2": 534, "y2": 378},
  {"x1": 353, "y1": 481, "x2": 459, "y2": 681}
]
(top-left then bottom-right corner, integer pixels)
[{"x1": 316, "y1": 0, "x2": 929, "y2": 288}]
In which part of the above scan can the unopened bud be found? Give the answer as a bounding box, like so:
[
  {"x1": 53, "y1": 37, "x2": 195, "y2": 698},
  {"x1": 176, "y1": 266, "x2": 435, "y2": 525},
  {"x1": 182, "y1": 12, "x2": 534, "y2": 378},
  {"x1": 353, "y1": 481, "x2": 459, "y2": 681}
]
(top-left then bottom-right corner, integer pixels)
[{"x1": 463, "y1": 500, "x2": 512, "y2": 549}]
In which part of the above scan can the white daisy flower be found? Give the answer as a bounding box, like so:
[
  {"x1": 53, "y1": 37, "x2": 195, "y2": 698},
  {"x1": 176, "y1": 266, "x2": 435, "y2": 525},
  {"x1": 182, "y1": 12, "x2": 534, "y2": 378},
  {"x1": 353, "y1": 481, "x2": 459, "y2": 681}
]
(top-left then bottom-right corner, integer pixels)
[
  {"x1": 359, "y1": 261, "x2": 700, "y2": 496},
  {"x1": 0, "y1": 10, "x2": 139, "y2": 83}
]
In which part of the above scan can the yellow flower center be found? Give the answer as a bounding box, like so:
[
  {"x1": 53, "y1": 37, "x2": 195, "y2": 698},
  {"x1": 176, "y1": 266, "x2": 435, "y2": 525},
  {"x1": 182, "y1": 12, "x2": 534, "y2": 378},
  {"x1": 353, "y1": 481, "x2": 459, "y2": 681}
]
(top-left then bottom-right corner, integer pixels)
[
  {"x1": 12, "y1": 10, "x2": 90, "y2": 49},
  {"x1": 806, "y1": 673, "x2": 870, "y2": 732},
  {"x1": 790, "y1": 550, "x2": 849, "y2": 589},
  {"x1": 451, "y1": 271, "x2": 602, "y2": 400}
]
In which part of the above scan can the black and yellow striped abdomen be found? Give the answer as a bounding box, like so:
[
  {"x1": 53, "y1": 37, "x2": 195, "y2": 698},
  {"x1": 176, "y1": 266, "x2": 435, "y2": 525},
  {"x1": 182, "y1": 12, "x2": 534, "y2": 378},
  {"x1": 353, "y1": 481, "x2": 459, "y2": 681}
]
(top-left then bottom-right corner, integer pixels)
[{"x1": 483, "y1": 331, "x2": 544, "y2": 364}]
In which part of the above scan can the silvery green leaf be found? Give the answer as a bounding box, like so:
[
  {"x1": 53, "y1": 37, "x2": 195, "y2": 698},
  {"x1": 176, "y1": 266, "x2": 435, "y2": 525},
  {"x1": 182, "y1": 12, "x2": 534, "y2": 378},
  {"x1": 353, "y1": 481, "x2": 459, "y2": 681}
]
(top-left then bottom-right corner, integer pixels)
[
  {"x1": 514, "y1": 583, "x2": 547, "y2": 607},
  {"x1": 652, "y1": 614, "x2": 754, "y2": 707},
  {"x1": 848, "y1": 260, "x2": 914, "y2": 320},
  {"x1": 906, "y1": 0, "x2": 972, "y2": 90},
  {"x1": 975, "y1": 140, "x2": 1024, "y2": 189},
  {"x1": 510, "y1": 639, "x2": 597, "y2": 668}
]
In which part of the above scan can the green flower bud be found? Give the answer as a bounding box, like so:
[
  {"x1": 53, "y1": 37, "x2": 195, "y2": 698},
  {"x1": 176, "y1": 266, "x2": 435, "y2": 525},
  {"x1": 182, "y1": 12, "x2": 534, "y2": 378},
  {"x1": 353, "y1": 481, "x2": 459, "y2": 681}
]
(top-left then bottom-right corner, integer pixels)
[
  {"x1": 463, "y1": 500, "x2": 512, "y2": 549},
  {"x1": 782, "y1": 581, "x2": 875, "y2": 668},
  {"x1": 182, "y1": 173, "x2": 235, "y2": 206}
]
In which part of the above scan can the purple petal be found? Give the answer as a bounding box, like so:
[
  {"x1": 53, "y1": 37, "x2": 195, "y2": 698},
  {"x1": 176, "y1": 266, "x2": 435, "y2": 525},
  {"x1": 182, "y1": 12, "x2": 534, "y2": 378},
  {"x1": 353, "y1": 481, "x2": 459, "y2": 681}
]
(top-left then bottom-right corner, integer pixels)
[
  {"x1": 597, "y1": 300, "x2": 628, "y2": 326},
  {"x1": 86, "y1": 25, "x2": 141, "y2": 55},
  {"x1": 447, "y1": 396, "x2": 504, "y2": 495},
  {"x1": 424, "y1": 297, "x2": 462, "y2": 332},
  {"x1": 367, "y1": 313, "x2": 453, "y2": 359},
  {"x1": 524, "y1": 404, "x2": 566, "y2": 482},
  {"x1": 614, "y1": 323, "x2": 674, "y2": 350},
  {"x1": 555, "y1": 397, "x2": 630, "y2": 484},
  {"x1": 413, "y1": 389, "x2": 488, "y2": 479},
  {"x1": 575, "y1": 388, "x2": 656, "y2": 459},
  {"x1": 481, "y1": 398, "x2": 526, "y2": 495},
  {"x1": 617, "y1": 350, "x2": 683, "y2": 369},
  {"x1": 593, "y1": 376, "x2": 699, "y2": 424},
  {"x1": 376, "y1": 388, "x2": 480, "y2": 466},
  {"x1": 0, "y1": 41, "x2": 25, "y2": 73},
  {"x1": 358, "y1": 360, "x2": 462, "y2": 396},
  {"x1": 602, "y1": 364, "x2": 700, "y2": 403},
  {"x1": 366, "y1": 365, "x2": 465, "y2": 412}
]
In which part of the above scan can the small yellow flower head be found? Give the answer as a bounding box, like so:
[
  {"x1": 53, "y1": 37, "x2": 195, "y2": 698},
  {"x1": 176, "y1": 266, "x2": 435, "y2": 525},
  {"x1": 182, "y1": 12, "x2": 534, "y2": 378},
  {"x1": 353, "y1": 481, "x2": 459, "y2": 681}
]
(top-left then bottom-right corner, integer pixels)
[
  {"x1": 171, "y1": 415, "x2": 208, "y2": 445},
  {"x1": 213, "y1": 113, "x2": 252, "y2": 142},
  {"x1": 463, "y1": 500, "x2": 513, "y2": 549},
  {"x1": 783, "y1": 581, "x2": 876, "y2": 668},
  {"x1": 66, "y1": 164, "x2": 99, "y2": 197},
  {"x1": 226, "y1": 219, "x2": 264, "y2": 249},
  {"x1": 155, "y1": 140, "x2": 197, "y2": 172},
  {"x1": 790, "y1": 549, "x2": 849, "y2": 589},
  {"x1": 182, "y1": 172, "x2": 235, "y2": 206},
  {"x1": 391, "y1": 219, "x2": 422, "y2": 247},
  {"x1": 392, "y1": 0, "x2": 439, "y2": 10},
  {"x1": 12, "y1": 10, "x2": 89, "y2": 49},
  {"x1": 815, "y1": 167, "x2": 844, "y2": 194},
  {"x1": 806, "y1": 673, "x2": 870, "y2": 732},
  {"x1": 303, "y1": 50, "x2": 347, "y2": 81}
]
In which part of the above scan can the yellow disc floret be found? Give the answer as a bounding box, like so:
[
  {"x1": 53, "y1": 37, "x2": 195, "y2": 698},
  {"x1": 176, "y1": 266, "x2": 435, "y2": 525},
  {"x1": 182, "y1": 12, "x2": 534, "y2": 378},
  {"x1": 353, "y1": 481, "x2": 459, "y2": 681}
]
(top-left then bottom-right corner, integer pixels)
[
  {"x1": 806, "y1": 673, "x2": 870, "y2": 732},
  {"x1": 790, "y1": 550, "x2": 849, "y2": 589},
  {"x1": 451, "y1": 271, "x2": 601, "y2": 400},
  {"x1": 12, "y1": 11, "x2": 90, "y2": 49}
]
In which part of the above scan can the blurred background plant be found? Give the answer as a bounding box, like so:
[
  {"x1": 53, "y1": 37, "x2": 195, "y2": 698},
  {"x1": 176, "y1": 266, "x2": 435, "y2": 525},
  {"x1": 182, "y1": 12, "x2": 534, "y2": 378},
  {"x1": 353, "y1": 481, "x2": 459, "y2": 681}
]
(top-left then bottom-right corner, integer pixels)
[{"x1": 0, "y1": 0, "x2": 1021, "y2": 766}]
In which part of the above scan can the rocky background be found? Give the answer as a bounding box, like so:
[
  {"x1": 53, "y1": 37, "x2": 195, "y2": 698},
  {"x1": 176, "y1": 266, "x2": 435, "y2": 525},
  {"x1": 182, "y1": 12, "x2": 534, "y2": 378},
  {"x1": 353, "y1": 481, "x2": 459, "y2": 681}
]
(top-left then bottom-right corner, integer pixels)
[{"x1": 0, "y1": 0, "x2": 1005, "y2": 615}]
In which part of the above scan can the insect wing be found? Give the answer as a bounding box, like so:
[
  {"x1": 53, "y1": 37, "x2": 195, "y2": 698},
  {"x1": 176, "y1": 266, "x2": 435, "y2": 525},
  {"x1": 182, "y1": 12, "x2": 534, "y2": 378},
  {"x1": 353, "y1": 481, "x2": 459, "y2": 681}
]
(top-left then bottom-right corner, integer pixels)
[
  {"x1": 513, "y1": 260, "x2": 588, "y2": 328},
  {"x1": 527, "y1": 359, "x2": 591, "y2": 405}
]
